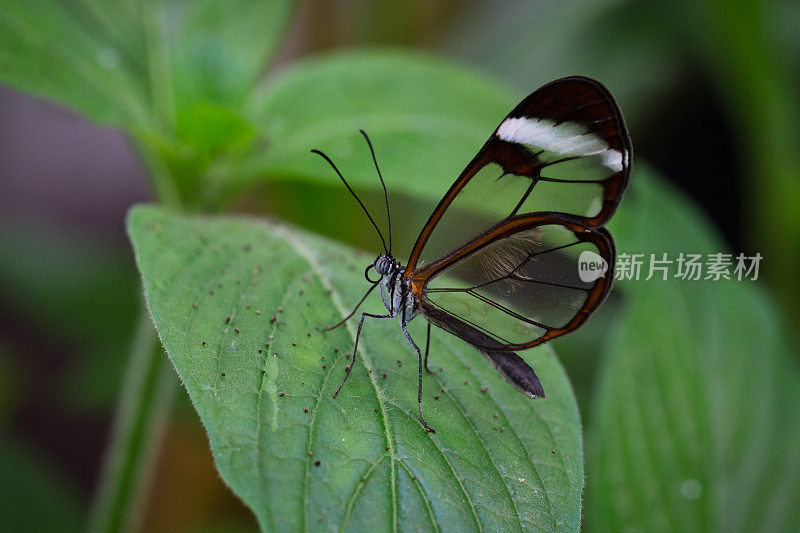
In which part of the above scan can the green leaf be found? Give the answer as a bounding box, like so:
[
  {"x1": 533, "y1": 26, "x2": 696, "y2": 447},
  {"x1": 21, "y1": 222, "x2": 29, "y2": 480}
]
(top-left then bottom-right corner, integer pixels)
[
  {"x1": 0, "y1": 0, "x2": 153, "y2": 126},
  {"x1": 218, "y1": 50, "x2": 515, "y2": 200},
  {"x1": 169, "y1": 0, "x2": 295, "y2": 111},
  {"x1": 0, "y1": 0, "x2": 294, "y2": 129},
  {"x1": 586, "y1": 167, "x2": 800, "y2": 531},
  {"x1": 128, "y1": 205, "x2": 583, "y2": 531}
]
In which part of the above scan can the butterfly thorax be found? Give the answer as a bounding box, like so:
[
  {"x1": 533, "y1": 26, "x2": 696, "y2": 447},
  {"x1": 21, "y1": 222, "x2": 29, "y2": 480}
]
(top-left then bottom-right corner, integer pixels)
[{"x1": 373, "y1": 254, "x2": 416, "y2": 323}]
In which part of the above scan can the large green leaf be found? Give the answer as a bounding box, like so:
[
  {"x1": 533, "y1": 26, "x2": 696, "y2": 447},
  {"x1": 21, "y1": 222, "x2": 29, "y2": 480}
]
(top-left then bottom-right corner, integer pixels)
[
  {"x1": 0, "y1": 0, "x2": 294, "y2": 207},
  {"x1": 210, "y1": 50, "x2": 515, "y2": 204},
  {"x1": 586, "y1": 168, "x2": 800, "y2": 531},
  {"x1": 128, "y1": 205, "x2": 583, "y2": 531},
  {"x1": 0, "y1": 0, "x2": 293, "y2": 129}
]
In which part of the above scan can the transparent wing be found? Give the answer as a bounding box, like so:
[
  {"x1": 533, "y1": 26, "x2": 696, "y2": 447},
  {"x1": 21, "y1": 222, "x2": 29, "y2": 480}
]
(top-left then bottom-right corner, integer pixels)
[
  {"x1": 406, "y1": 76, "x2": 631, "y2": 273},
  {"x1": 413, "y1": 215, "x2": 614, "y2": 350}
]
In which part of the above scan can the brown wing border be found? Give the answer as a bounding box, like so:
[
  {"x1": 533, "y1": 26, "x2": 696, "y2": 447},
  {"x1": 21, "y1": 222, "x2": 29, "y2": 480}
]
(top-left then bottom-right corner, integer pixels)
[
  {"x1": 411, "y1": 213, "x2": 616, "y2": 350},
  {"x1": 405, "y1": 76, "x2": 631, "y2": 276}
]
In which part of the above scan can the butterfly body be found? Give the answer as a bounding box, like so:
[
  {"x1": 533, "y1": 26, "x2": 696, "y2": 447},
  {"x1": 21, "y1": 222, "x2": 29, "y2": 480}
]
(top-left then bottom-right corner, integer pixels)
[
  {"x1": 316, "y1": 76, "x2": 631, "y2": 433},
  {"x1": 375, "y1": 255, "x2": 414, "y2": 323}
]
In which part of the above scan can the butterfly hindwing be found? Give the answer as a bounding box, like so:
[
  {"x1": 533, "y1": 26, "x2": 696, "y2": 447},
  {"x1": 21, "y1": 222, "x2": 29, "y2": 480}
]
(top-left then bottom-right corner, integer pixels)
[{"x1": 412, "y1": 214, "x2": 615, "y2": 350}]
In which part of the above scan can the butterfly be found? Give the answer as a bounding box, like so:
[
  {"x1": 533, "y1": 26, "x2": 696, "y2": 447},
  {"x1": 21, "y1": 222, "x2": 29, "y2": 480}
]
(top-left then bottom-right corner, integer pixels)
[{"x1": 313, "y1": 76, "x2": 632, "y2": 433}]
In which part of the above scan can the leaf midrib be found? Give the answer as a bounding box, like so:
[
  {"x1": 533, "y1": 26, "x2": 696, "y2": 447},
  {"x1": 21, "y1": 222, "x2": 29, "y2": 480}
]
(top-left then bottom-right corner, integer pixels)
[{"x1": 281, "y1": 228, "x2": 400, "y2": 532}]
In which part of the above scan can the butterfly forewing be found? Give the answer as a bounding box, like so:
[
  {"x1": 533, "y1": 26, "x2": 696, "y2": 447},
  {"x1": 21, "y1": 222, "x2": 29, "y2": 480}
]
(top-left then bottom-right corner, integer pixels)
[
  {"x1": 412, "y1": 215, "x2": 614, "y2": 350},
  {"x1": 406, "y1": 76, "x2": 631, "y2": 273}
]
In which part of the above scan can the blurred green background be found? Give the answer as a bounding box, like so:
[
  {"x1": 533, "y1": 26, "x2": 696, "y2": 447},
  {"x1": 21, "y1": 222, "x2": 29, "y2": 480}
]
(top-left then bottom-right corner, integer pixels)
[{"x1": 0, "y1": 0, "x2": 798, "y2": 531}]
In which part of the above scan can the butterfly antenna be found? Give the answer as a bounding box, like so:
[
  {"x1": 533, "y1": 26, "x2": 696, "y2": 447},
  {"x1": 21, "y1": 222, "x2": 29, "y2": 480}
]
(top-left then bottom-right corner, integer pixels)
[
  {"x1": 311, "y1": 149, "x2": 388, "y2": 254},
  {"x1": 359, "y1": 130, "x2": 392, "y2": 255}
]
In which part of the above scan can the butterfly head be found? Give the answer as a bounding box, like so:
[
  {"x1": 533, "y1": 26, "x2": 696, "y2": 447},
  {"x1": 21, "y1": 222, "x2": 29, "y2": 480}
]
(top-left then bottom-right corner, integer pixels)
[{"x1": 373, "y1": 254, "x2": 398, "y2": 276}]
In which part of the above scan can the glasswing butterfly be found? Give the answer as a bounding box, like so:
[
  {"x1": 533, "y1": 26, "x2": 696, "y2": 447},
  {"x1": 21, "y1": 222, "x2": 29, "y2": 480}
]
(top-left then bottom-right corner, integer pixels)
[{"x1": 313, "y1": 76, "x2": 631, "y2": 433}]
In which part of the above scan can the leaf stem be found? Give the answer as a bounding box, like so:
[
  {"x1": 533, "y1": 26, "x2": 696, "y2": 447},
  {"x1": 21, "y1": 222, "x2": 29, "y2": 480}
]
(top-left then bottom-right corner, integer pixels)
[{"x1": 87, "y1": 308, "x2": 176, "y2": 532}]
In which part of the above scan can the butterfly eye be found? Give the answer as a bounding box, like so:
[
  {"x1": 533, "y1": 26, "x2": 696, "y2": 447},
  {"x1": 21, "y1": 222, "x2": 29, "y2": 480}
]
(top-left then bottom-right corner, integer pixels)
[{"x1": 374, "y1": 256, "x2": 393, "y2": 275}]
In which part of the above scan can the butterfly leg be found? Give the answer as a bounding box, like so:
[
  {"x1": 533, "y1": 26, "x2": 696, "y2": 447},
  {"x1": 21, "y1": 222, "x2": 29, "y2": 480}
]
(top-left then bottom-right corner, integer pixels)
[
  {"x1": 401, "y1": 316, "x2": 436, "y2": 434},
  {"x1": 333, "y1": 311, "x2": 392, "y2": 398},
  {"x1": 423, "y1": 322, "x2": 435, "y2": 375}
]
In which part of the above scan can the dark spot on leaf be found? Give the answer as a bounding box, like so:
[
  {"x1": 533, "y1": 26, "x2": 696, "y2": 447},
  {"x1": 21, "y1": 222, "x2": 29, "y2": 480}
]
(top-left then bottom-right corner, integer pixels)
[
  {"x1": 481, "y1": 386, "x2": 488, "y2": 392},
  {"x1": 314, "y1": 460, "x2": 321, "y2": 466},
  {"x1": 501, "y1": 427, "x2": 506, "y2": 432},
  {"x1": 322, "y1": 364, "x2": 326, "y2": 369},
  {"x1": 244, "y1": 243, "x2": 251, "y2": 252},
  {"x1": 374, "y1": 409, "x2": 378, "y2": 413},
  {"x1": 493, "y1": 413, "x2": 499, "y2": 418},
  {"x1": 192, "y1": 302, "x2": 197, "y2": 308},
  {"x1": 261, "y1": 369, "x2": 266, "y2": 374},
  {"x1": 221, "y1": 371, "x2": 226, "y2": 377},
  {"x1": 321, "y1": 356, "x2": 325, "y2": 360},
  {"x1": 434, "y1": 395, "x2": 440, "y2": 400},
  {"x1": 301, "y1": 381, "x2": 305, "y2": 386},
  {"x1": 226, "y1": 315, "x2": 231, "y2": 323},
  {"x1": 234, "y1": 328, "x2": 240, "y2": 333},
  {"x1": 441, "y1": 387, "x2": 446, "y2": 393},
  {"x1": 201, "y1": 341, "x2": 206, "y2": 346},
  {"x1": 258, "y1": 349, "x2": 263, "y2": 354},
  {"x1": 279, "y1": 392, "x2": 285, "y2": 397},
  {"x1": 304, "y1": 408, "x2": 309, "y2": 413},
  {"x1": 209, "y1": 290, "x2": 214, "y2": 295},
  {"x1": 308, "y1": 451, "x2": 313, "y2": 456},
  {"x1": 382, "y1": 373, "x2": 387, "y2": 378},
  {"x1": 464, "y1": 380, "x2": 469, "y2": 385},
  {"x1": 278, "y1": 307, "x2": 284, "y2": 312},
  {"x1": 246, "y1": 304, "x2": 250, "y2": 309},
  {"x1": 292, "y1": 342, "x2": 297, "y2": 346},
  {"x1": 265, "y1": 343, "x2": 270, "y2": 348},
  {"x1": 270, "y1": 315, "x2": 277, "y2": 322},
  {"x1": 307, "y1": 332, "x2": 311, "y2": 336},
  {"x1": 218, "y1": 282, "x2": 223, "y2": 288},
  {"x1": 494, "y1": 426, "x2": 498, "y2": 430},
  {"x1": 552, "y1": 450, "x2": 556, "y2": 454},
  {"x1": 396, "y1": 359, "x2": 402, "y2": 367}
]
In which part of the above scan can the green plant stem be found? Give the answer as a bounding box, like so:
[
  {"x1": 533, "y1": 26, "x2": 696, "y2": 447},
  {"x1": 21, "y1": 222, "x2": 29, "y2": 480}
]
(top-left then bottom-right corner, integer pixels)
[{"x1": 87, "y1": 309, "x2": 176, "y2": 533}]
